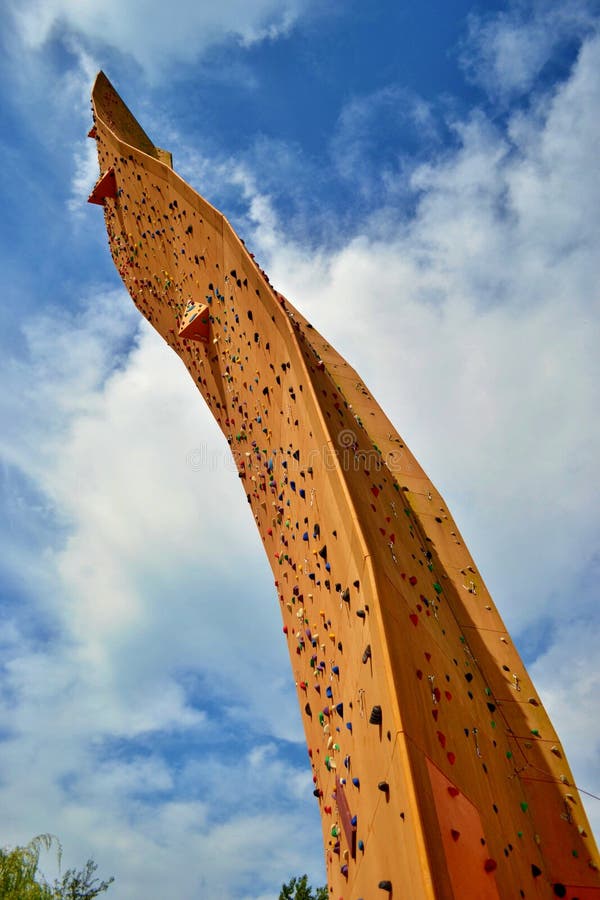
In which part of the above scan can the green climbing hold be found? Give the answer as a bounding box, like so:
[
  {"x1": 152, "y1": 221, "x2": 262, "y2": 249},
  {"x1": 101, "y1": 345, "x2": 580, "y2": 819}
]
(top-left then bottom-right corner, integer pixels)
[{"x1": 520, "y1": 802, "x2": 528, "y2": 812}]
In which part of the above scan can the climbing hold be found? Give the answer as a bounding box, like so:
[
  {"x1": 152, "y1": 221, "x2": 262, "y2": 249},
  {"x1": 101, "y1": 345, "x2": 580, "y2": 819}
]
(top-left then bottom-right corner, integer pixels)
[
  {"x1": 451, "y1": 829, "x2": 460, "y2": 841},
  {"x1": 531, "y1": 865, "x2": 542, "y2": 878},
  {"x1": 552, "y1": 885, "x2": 567, "y2": 898},
  {"x1": 352, "y1": 777, "x2": 360, "y2": 787},
  {"x1": 362, "y1": 644, "x2": 372, "y2": 663},
  {"x1": 484, "y1": 859, "x2": 497, "y2": 873},
  {"x1": 87, "y1": 167, "x2": 117, "y2": 205},
  {"x1": 369, "y1": 706, "x2": 383, "y2": 725},
  {"x1": 378, "y1": 881, "x2": 392, "y2": 892},
  {"x1": 358, "y1": 840, "x2": 364, "y2": 852},
  {"x1": 378, "y1": 781, "x2": 389, "y2": 793}
]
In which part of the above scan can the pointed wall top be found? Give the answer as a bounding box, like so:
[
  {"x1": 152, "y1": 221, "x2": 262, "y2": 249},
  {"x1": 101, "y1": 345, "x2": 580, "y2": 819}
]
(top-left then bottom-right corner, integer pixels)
[{"x1": 91, "y1": 71, "x2": 171, "y2": 165}]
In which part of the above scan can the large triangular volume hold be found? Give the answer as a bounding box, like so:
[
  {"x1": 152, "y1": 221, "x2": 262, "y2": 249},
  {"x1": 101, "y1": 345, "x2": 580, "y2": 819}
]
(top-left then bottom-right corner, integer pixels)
[
  {"x1": 178, "y1": 301, "x2": 210, "y2": 342},
  {"x1": 87, "y1": 168, "x2": 117, "y2": 205}
]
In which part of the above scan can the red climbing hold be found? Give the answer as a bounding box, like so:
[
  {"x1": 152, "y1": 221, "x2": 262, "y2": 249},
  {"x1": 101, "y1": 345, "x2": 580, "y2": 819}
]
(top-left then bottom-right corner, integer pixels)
[
  {"x1": 87, "y1": 168, "x2": 117, "y2": 205},
  {"x1": 484, "y1": 859, "x2": 497, "y2": 873}
]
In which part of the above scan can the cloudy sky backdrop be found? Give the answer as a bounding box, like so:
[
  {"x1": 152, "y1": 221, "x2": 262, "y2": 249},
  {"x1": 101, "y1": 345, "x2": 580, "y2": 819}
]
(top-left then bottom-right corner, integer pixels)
[{"x1": 0, "y1": 0, "x2": 599, "y2": 897}]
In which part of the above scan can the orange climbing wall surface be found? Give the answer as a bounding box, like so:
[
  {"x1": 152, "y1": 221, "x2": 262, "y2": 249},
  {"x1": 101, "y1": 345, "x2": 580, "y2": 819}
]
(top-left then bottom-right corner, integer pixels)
[{"x1": 89, "y1": 72, "x2": 599, "y2": 900}]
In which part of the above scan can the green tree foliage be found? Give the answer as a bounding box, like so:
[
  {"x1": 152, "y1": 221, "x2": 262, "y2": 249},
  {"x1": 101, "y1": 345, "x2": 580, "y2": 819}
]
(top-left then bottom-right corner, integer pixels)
[
  {"x1": 49, "y1": 859, "x2": 114, "y2": 900},
  {"x1": 0, "y1": 836, "x2": 113, "y2": 900},
  {"x1": 279, "y1": 874, "x2": 328, "y2": 900}
]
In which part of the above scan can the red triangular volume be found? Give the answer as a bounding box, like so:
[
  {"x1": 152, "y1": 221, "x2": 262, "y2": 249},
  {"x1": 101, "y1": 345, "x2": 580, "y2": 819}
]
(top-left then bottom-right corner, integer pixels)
[
  {"x1": 179, "y1": 301, "x2": 210, "y2": 342},
  {"x1": 87, "y1": 168, "x2": 117, "y2": 205},
  {"x1": 87, "y1": 125, "x2": 97, "y2": 138}
]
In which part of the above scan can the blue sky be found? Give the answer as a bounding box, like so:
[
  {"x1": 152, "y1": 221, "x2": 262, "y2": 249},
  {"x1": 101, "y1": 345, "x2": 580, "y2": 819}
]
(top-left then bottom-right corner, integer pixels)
[{"x1": 0, "y1": 1, "x2": 599, "y2": 897}]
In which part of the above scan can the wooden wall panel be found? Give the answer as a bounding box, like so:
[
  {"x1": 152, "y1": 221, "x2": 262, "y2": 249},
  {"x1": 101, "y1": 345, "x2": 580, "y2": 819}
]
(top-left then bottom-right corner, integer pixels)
[{"x1": 89, "y1": 71, "x2": 600, "y2": 899}]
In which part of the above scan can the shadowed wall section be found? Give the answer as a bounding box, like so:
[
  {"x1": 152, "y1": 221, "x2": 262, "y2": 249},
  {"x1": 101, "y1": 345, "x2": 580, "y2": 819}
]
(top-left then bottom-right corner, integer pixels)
[{"x1": 88, "y1": 71, "x2": 599, "y2": 900}]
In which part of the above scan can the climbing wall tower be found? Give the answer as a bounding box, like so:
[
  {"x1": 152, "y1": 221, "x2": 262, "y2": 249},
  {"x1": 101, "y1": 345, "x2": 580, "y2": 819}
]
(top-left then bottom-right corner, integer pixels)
[{"x1": 88, "y1": 72, "x2": 599, "y2": 900}]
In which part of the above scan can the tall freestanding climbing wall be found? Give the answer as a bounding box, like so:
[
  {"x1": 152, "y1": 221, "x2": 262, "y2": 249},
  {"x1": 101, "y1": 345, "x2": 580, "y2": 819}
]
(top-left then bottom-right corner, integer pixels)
[{"x1": 88, "y1": 72, "x2": 599, "y2": 899}]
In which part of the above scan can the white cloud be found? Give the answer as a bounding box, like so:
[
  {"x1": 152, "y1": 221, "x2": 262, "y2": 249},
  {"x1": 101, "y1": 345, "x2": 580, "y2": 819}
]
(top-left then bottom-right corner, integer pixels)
[
  {"x1": 246, "y1": 23, "x2": 600, "y2": 827},
  {"x1": 1, "y1": 4, "x2": 599, "y2": 896},
  {"x1": 10, "y1": 0, "x2": 309, "y2": 75},
  {"x1": 330, "y1": 85, "x2": 440, "y2": 193},
  {"x1": 460, "y1": 0, "x2": 599, "y2": 101},
  {"x1": 257, "y1": 33, "x2": 600, "y2": 639},
  {"x1": 0, "y1": 290, "x2": 323, "y2": 896}
]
